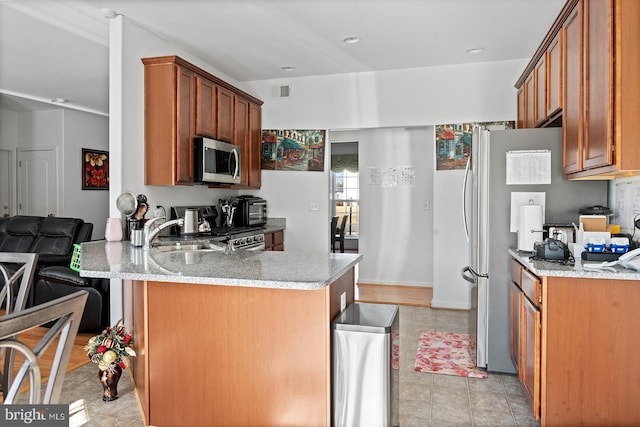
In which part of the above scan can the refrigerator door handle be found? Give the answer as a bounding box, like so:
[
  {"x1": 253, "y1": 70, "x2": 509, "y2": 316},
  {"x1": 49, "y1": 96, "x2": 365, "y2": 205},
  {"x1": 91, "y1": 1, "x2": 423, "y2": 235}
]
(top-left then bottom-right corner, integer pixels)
[
  {"x1": 462, "y1": 157, "x2": 471, "y2": 243},
  {"x1": 461, "y1": 266, "x2": 477, "y2": 286}
]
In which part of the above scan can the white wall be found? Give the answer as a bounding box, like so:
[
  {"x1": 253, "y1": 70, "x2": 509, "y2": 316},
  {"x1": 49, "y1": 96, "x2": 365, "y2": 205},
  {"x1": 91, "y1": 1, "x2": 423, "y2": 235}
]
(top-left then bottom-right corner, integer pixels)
[
  {"x1": 0, "y1": 109, "x2": 19, "y2": 148},
  {"x1": 17, "y1": 110, "x2": 63, "y2": 148},
  {"x1": 357, "y1": 127, "x2": 434, "y2": 287},
  {"x1": 0, "y1": 108, "x2": 108, "y2": 235},
  {"x1": 112, "y1": 17, "x2": 248, "y2": 221},
  {"x1": 242, "y1": 60, "x2": 524, "y2": 306},
  {"x1": 63, "y1": 109, "x2": 109, "y2": 238}
]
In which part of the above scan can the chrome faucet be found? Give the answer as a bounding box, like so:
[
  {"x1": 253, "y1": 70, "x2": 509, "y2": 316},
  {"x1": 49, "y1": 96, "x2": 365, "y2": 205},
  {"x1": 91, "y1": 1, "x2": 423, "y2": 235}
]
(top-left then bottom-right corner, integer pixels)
[{"x1": 143, "y1": 217, "x2": 184, "y2": 249}]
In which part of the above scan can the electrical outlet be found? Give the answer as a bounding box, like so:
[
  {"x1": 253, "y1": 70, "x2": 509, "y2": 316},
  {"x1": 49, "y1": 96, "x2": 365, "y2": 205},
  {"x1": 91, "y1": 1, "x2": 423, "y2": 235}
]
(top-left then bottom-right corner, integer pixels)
[
  {"x1": 154, "y1": 205, "x2": 166, "y2": 218},
  {"x1": 340, "y1": 292, "x2": 347, "y2": 312}
]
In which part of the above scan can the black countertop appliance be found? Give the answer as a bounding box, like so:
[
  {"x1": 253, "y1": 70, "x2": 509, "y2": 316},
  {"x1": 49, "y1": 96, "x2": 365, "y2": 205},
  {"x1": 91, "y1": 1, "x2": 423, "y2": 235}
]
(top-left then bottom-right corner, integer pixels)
[{"x1": 232, "y1": 195, "x2": 267, "y2": 227}]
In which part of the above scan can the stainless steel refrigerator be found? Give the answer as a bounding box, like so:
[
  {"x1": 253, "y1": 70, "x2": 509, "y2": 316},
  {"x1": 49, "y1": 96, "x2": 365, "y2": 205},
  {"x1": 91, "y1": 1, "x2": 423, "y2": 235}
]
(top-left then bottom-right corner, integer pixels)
[{"x1": 461, "y1": 127, "x2": 608, "y2": 373}]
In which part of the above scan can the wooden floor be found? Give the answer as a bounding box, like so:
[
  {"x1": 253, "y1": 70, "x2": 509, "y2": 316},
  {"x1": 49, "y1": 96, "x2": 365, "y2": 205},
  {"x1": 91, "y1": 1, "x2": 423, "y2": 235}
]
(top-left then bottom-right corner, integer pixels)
[
  {"x1": 1, "y1": 325, "x2": 93, "y2": 401},
  {"x1": 357, "y1": 282, "x2": 433, "y2": 307}
]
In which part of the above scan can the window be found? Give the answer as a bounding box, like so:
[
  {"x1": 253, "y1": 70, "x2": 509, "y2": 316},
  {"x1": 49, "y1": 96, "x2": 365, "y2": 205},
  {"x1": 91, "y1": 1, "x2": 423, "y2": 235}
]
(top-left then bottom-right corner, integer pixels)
[{"x1": 331, "y1": 170, "x2": 359, "y2": 236}]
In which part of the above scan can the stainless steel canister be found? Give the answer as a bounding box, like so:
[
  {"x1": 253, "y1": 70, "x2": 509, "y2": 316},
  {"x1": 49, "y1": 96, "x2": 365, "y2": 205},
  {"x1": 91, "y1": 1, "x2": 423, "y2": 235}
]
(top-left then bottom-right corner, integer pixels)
[
  {"x1": 182, "y1": 208, "x2": 199, "y2": 236},
  {"x1": 130, "y1": 228, "x2": 144, "y2": 247}
]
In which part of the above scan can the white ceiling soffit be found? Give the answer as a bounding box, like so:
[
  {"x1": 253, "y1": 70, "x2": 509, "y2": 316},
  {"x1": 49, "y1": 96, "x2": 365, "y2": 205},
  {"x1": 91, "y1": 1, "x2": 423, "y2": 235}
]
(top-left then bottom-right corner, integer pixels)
[
  {"x1": 0, "y1": 0, "x2": 566, "y2": 115},
  {"x1": 0, "y1": 1, "x2": 109, "y2": 115}
]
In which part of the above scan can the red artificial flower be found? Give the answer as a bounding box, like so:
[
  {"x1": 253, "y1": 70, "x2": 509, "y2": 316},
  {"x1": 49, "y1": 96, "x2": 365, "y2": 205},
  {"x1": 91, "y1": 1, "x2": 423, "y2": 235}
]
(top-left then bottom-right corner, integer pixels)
[
  {"x1": 118, "y1": 361, "x2": 127, "y2": 370},
  {"x1": 124, "y1": 335, "x2": 132, "y2": 344},
  {"x1": 97, "y1": 345, "x2": 107, "y2": 353}
]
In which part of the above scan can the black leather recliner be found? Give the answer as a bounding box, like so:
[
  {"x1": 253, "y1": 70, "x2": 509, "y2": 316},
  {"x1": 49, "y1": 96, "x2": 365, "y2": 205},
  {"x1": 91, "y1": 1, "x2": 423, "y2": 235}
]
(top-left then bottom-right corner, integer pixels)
[
  {"x1": 0, "y1": 215, "x2": 109, "y2": 331},
  {"x1": 35, "y1": 266, "x2": 109, "y2": 332}
]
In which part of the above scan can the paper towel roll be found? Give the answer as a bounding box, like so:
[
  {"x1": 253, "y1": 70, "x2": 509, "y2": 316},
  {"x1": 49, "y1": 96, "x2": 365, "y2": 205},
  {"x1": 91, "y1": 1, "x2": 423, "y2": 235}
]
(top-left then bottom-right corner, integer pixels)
[{"x1": 518, "y1": 205, "x2": 543, "y2": 251}]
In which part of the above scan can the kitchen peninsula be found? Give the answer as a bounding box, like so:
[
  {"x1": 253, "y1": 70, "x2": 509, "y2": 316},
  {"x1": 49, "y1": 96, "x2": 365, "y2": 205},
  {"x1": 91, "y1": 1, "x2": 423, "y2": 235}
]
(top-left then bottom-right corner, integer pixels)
[{"x1": 80, "y1": 240, "x2": 361, "y2": 427}]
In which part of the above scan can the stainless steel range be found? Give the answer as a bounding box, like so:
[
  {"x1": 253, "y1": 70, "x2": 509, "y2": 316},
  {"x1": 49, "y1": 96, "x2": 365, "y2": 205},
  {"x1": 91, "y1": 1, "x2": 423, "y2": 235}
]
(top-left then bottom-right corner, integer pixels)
[
  {"x1": 170, "y1": 205, "x2": 265, "y2": 250},
  {"x1": 227, "y1": 231, "x2": 265, "y2": 251}
]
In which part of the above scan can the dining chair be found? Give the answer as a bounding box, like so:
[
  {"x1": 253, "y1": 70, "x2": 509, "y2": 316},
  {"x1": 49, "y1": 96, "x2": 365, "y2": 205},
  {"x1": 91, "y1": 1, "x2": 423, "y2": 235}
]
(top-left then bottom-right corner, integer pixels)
[
  {"x1": 330, "y1": 216, "x2": 338, "y2": 252},
  {"x1": 0, "y1": 252, "x2": 38, "y2": 315},
  {"x1": 334, "y1": 215, "x2": 348, "y2": 253},
  {"x1": 0, "y1": 290, "x2": 88, "y2": 404}
]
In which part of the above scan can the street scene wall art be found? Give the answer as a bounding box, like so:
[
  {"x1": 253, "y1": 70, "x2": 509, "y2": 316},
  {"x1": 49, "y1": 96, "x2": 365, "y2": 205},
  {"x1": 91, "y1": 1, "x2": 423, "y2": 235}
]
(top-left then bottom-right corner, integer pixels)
[
  {"x1": 82, "y1": 148, "x2": 109, "y2": 190},
  {"x1": 435, "y1": 121, "x2": 515, "y2": 170},
  {"x1": 261, "y1": 129, "x2": 326, "y2": 171}
]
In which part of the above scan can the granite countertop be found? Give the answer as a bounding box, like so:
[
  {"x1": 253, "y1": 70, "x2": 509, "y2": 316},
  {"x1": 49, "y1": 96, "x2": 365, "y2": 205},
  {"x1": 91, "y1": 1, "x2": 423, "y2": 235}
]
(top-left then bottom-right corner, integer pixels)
[
  {"x1": 80, "y1": 240, "x2": 362, "y2": 290},
  {"x1": 509, "y1": 248, "x2": 640, "y2": 281}
]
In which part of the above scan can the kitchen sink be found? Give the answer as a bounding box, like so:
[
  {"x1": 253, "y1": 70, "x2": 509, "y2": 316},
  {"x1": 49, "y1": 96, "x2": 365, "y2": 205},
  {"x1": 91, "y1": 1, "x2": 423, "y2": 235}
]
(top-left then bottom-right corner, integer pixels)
[{"x1": 154, "y1": 241, "x2": 227, "y2": 253}]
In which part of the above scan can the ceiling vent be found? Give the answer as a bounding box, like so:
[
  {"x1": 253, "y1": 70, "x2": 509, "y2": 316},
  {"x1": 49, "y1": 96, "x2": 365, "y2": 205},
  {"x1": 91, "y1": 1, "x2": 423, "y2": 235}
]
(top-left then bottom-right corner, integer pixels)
[{"x1": 271, "y1": 84, "x2": 291, "y2": 100}]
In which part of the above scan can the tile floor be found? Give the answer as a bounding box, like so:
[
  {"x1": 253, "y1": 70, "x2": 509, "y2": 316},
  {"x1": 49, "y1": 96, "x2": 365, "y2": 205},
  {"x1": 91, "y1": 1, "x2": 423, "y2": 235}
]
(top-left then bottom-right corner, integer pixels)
[
  {"x1": 53, "y1": 306, "x2": 539, "y2": 426},
  {"x1": 399, "y1": 306, "x2": 539, "y2": 427}
]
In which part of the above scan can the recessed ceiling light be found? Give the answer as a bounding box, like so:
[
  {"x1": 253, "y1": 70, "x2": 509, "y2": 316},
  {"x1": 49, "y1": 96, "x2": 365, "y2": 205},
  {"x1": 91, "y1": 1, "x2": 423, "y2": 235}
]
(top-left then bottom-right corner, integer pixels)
[
  {"x1": 281, "y1": 66, "x2": 295, "y2": 72},
  {"x1": 343, "y1": 36, "x2": 361, "y2": 44},
  {"x1": 100, "y1": 8, "x2": 118, "y2": 19},
  {"x1": 466, "y1": 47, "x2": 485, "y2": 54},
  {"x1": 50, "y1": 98, "x2": 68, "y2": 104}
]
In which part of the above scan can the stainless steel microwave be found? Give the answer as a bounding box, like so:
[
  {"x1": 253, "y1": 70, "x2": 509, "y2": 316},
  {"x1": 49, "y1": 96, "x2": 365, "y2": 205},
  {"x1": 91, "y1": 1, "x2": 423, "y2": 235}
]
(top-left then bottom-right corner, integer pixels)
[{"x1": 194, "y1": 137, "x2": 241, "y2": 184}]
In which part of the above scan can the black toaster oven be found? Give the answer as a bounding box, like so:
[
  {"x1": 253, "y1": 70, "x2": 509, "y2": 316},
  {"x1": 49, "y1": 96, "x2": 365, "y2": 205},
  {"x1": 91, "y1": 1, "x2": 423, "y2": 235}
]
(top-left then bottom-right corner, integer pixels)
[{"x1": 233, "y1": 196, "x2": 267, "y2": 227}]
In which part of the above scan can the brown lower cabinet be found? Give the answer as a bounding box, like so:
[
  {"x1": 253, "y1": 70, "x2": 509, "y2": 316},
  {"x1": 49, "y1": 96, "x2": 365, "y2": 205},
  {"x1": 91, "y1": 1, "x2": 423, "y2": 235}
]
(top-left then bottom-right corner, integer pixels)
[
  {"x1": 130, "y1": 268, "x2": 355, "y2": 426},
  {"x1": 510, "y1": 257, "x2": 640, "y2": 426},
  {"x1": 264, "y1": 229, "x2": 284, "y2": 251}
]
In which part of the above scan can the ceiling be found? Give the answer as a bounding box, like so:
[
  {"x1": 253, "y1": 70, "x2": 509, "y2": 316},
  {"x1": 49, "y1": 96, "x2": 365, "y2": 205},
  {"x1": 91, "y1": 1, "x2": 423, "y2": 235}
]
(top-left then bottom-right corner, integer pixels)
[{"x1": 0, "y1": 0, "x2": 566, "y2": 116}]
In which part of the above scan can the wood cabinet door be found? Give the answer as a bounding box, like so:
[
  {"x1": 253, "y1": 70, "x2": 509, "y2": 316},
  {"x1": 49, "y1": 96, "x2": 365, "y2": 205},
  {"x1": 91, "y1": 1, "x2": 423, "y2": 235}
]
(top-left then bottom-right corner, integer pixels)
[
  {"x1": 582, "y1": 0, "x2": 613, "y2": 170},
  {"x1": 248, "y1": 102, "x2": 262, "y2": 189},
  {"x1": 563, "y1": 2, "x2": 583, "y2": 175},
  {"x1": 522, "y1": 295, "x2": 541, "y2": 420},
  {"x1": 547, "y1": 31, "x2": 563, "y2": 117},
  {"x1": 525, "y1": 74, "x2": 535, "y2": 128},
  {"x1": 509, "y1": 281, "x2": 521, "y2": 375},
  {"x1": 175, "y1": 65, "x2": 195, "y2": 184},
  {"x1": 534, "y1": 56, "x2": 547, "y2": 127},
  {"x1": 216, "y1": 87, "x2": 234, "y2": 143},
  {"x1": 195, "y1": 76, "x2": 216, "y2": 138},
  {"x1": 234, "y1": 96, "x2": 249, "y2": 187},
  {"x1": 516, "y1": 86, "x2": 526, "y2": 129}
]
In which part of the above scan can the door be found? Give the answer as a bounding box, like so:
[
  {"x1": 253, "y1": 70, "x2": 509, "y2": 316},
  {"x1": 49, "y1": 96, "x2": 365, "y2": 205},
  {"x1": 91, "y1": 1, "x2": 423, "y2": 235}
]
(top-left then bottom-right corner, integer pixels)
[
  {"x1": 509, "y1": 281, "x2": 521, "y2": 374},
  {"x1": 522, "y1": 295, "x2": 541, "y2": 419},
  {"x1": 17, "y1": 148, "x2": 58, "y2": 216},
  {"x1": 582, "y1": 0, "x2": 613, "y2": 170},
  {"x1": 563, "y1": 2, "x2": 583, "y2": 174},
  {"x1": 0, "y1": 149, "x2": 11, "y2": 217}
]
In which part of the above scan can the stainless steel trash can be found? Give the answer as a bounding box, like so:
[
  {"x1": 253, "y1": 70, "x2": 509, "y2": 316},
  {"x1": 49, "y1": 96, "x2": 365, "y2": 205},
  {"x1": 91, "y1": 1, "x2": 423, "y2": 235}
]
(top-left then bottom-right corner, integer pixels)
[{"x1": 332, "y1": 302, "x2": 399, "y2": 427}]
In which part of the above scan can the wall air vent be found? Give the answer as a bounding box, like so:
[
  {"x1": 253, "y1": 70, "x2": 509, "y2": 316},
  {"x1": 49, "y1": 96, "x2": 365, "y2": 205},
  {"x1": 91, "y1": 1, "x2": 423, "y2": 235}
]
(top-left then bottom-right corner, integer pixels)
[{"x1": 271, "y1": 84, "x2": 291, "y2": 100}]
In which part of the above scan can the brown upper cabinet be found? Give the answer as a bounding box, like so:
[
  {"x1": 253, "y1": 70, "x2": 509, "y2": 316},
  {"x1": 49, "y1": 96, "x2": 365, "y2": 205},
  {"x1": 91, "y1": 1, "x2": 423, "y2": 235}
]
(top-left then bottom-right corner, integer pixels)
[
  {"x1": 516, "y1": 37, "x2": 563, "y2": 129},
  {"x1": 142, "y1": 55, "x2": 263, "y2": 187},
  {"x1": 546, "y1": 31, "x2": 563, "y2": 118},
  {"x1": 533, "y1": 56, "x2": 547, "y2": 127},
  {"x1": 195, "y1": 76, "x2": 216, "y2": 139},
  {"x1": 525, "y1": 74, "x2": 535, "y2": 128},
  {"x1": 216, "y1": 86, "x2": 234, "y2": 143},
  {"x1": 143, "y1": 60, "x2": 196, "y2": 185},
  {"x1": 517, "y1": 86, "x2": 526, "y2": 129},
  {"x1": 516, "y1": 0, "x2": 640, "y2": 179},
  {"x1": 562, "y1": 3, "x2": 582, "y2": 175}
]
